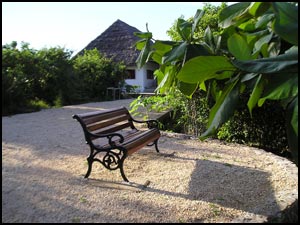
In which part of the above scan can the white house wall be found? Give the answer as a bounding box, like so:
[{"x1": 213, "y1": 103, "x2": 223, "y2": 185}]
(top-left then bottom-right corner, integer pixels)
[
  {"x1": 125, "y1": 67, "x2": 144, "y2": 92},
  {"x1": 144, "y1": 63, "x2": 157, "y2": 90},
  {"x1": 125, "y1": 62, "x2": 158, "y2": 92}
]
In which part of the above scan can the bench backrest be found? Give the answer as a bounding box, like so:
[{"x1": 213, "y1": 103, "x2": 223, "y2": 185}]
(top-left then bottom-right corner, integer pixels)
[{"x1": 73, "y1": 106, "x2": 135, "y2": 141}]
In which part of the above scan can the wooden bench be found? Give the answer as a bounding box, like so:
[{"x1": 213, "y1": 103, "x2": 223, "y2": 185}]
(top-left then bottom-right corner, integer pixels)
[{"x1": 72, "y1": 106, "x2": 161, "y2": 182}]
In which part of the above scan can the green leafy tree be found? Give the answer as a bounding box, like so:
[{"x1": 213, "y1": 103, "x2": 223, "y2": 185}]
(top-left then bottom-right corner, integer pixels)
[
  {"x1": 3, "y1": 41, "x2": 78, "y2": 114},
  {"x1": 34, "y1": 46, "x2": 74, "y2": 105},
  {"x1": 73, "y1": 49, "x2": 126, "y2": 101},
  {"x1": 2, "y1": 42, "x2": 38, "y2": 113},
  {"x1": 167, "y1": 3, "x2": 227, "y2": 41},
  {"x1": 135, "y1": 2, "x2": 298, "y2": 164}
]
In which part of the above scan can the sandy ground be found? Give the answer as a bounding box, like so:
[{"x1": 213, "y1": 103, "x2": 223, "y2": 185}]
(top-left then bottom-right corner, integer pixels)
[{"x1": 2, "y1": 99, "x2": 298, "y2": 223}]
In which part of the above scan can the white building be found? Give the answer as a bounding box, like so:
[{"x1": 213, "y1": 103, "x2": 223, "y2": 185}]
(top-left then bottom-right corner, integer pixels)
[
  {"x1": 125, "y1": 61, "x2": 158, "y2": 92},
  {"x1": 79, "y1": 19, "x2": 158, "y2": 93}
]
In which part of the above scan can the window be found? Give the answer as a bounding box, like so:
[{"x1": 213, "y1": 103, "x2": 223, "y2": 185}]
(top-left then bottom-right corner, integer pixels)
[
  {"x1": 125, "y1": 70, "x2": 135, "y2": 79},
  {"x1": 147, "y1": 70, "x2": 154, "y2": 79}
]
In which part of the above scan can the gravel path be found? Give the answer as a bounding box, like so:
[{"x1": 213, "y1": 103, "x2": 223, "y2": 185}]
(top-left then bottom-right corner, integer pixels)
[{"x1": 2, "y1": 99, "x2": 298, "y2": 223}]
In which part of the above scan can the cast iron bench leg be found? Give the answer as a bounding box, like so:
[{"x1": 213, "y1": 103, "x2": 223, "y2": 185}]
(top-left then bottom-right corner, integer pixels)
[
  {"x1": 84, "y1": 156, "x2": 93, "y2": 178},
  {"x1": 120, "y1": 160, "x2": 129, "y2": 182},
  {"x1": 154, "y1": 139, "x2": 160, "y2": 153},
  {"x1": 147, "y1": 139, "x2": 160, "y2": 153}
]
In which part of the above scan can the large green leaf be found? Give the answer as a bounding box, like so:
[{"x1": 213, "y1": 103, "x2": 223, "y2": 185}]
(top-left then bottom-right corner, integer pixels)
[
  {"x1": 177, "y1": 81, "x2": 198, "y2": 98},
  {"x1": 272, "y1": 2, "x2": 298, "y2": 46},
  {"x1": 219, "y1": 2, "x2": 251, "y2": 28},
  {"x1": 134, "y1": 32, "x2": 152, "y2": 39},
  {"x1": 185, "y1": 44, "x2": 211, "y2": 62},
  {"x1": 245, "y1": 29, "x2": 270, "y2": 44},
  {"x1": 254, "y1": 33, "x2": 273, "y2": 53},
  {"x1": 248, "y1": 2, "x2": 271, "y2": 17},
  {"x1": 162, "y1": 41, "x2": 188, "y2": 64},
  {"x1": 204, "y1": 26, "x2": 214, "y2": 49},
  {"x1": 232, "y1": 47, "x2": 298, "y2": 73},
  {"x1": 151, "y1": 51, "x2": 163, "y2": 65},
  {"x1": 155, "y1": 66, "x2": 176, "y2": 94},
  {"x1": 177, "y1": 19, "x2": 192, "y2": 41},
  {"x1": 255, "y1": 13, "x2": 274, "y2": 29},
  {"x1": 289, "y1": 96, "x2": 298, "y2": 137},
  {"x1": 135, "y1": 39, "x2": 147, "y2": 51},
  {"x1": 228, "y1": 33, "x2": 252, "y2": 60},
  {"x1": 153, "y1": 41, "x2": 173, "y2": 53},
  {"x1": 154, "y1": 69, "x2": 164, "y2": 86},
  {"x1": 240, "y1": 72, "x2": 259, "y2": 82},
  {"x1": 199, "y1": 81, "x2": 206, "y2": 92},
  {"x1": 286, "y1": 96, "x2": 298, "y2": 165},
  {"x1": 151, "y1": 41, "x2": 173, "y2": 64},
  {"x1": 177, "y1": 56, "x2": 236, "y2": 84},
  {"x1": 238, "y1": 20, "x2": 256, "y2": 32},
  {"x1": 200, "y1": 77, "x2": 240, "y2": 140},
  {"x1": 135, "y1": 39, "x2": 151, "y2": 69},
  {"x1": 192, "y1": 9, "x2": 204, "y2": 36},
  {"x1": 247, "y1": 74, "x2": 266, "y2": 116},
  {"x1": 258, "y1": 73, "x2": 298, "y2": 106}
]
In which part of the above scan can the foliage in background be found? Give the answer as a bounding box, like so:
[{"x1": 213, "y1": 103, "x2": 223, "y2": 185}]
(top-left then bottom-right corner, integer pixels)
[
  {"x1": 2, "y1": 41, "x2": 34, "y2": 114},
  {"x1": 167, "y1": 3, "x2": 227, "y2": 41},
  {"x1": 2, "y1": 43, "x2": 126, "y2": 115},
  {"x1": 72, "y1": 49, "x2": 126, "y2": 101},
  {"x1": 129, "y1": 88, "x2": 186, "y2": 131},
  {"x1": 34, "y1": 46, "x2": 75, "y2": 106},
  {"x1": 2, "y1": 42, "x2": 77, "y2": 115},
  {"x1": 130, "y1": 88, "x2": 210, "y2": 134},
  {"x1": 217, "y1": 98, "x2": 289, "y2": 158},
  {"x1": 134, "y1": 2, "x2": 298, "y2": 164}
]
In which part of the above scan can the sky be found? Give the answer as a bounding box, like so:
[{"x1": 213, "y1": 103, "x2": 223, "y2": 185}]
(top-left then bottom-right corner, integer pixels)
[{"x1": 2, "y1": 2, "x2": 226, "y2": 56}]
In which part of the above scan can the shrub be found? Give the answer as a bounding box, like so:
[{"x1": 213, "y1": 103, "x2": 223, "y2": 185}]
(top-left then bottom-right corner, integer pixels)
[
  {"x1": 34, "y1": 46, "x2": 74, "y2": 105},
  {"x1": 2, "y1": 42, "x2": 36, "y2": 115},
  {"x1": 72, "y1": 49, "x2": 126, "y2": 101},
  {"x1": 129, "y1": 88, "x2": 210, "y2": 134},
  {"x1": 217, "y1": 100, "x2": 290, "y2": 157},
  {"x1": 2, "y1": 42, "x2": 76, "y2": 114},
  {"x1": 28, "y1": 99, "x2": 50, "y2": 111},
  {"x1": 2, "y1": 42, "x2": 127, "y2": 115}
]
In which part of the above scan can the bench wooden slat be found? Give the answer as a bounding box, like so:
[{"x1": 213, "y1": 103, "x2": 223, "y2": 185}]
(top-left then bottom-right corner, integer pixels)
[
  {"x1": 79, "y1": 107, "x2": 129, "y2": 125},
  {"x1": 74, "y1": 107, "x2": 123, "y2": 119},
  {"x1": 99, "y1": 129, "x2": 143, "y2": 148},
  {"x1": 76, "y1": 106, "x2": 126, "y2": 118},
  {"x1": 90, "y1": 122, "x2": 132, "y2": 140},
  {"x1": 98, "y1": 129, "x2": 160, "y2": 154},
  {"x1": 124, "y1": 129, "x2": 161, "y2": 154},
  {"x1": 87, "y1": 114, "x2": 130, "y2": 132},
  {"x1": 84, "y1": 110, "x2": 129, "y2": 125}
]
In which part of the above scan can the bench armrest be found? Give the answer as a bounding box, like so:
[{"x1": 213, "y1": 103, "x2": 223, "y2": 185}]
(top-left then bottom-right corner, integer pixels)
[
  {"x1": 88, "y1": 131, "x2": 125, "y2": 146},
  {"x1": 131, "y1": 118, "x2": 159, "y2": 129}
]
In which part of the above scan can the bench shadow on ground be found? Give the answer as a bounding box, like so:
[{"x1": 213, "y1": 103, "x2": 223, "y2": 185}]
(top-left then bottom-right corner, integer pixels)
[
  {"x1": 86, "y1": 149, "x2": 281, "y2": 218},
  {"x1": 2, "y1": 163, "x2": 148, "y2": 223}
]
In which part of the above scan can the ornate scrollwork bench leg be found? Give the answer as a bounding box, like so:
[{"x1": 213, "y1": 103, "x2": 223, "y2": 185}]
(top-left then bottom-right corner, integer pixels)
[{"x1": 84, "y1": 145, "x2": 129, "y2": 182}]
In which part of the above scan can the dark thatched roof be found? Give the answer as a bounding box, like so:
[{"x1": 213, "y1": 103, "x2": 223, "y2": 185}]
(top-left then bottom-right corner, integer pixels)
[{"x1": 78, "y1": 19, "x2": 142, "y2": 66}]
